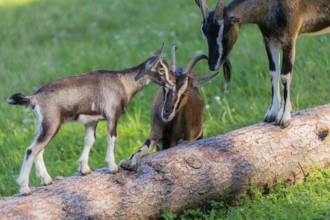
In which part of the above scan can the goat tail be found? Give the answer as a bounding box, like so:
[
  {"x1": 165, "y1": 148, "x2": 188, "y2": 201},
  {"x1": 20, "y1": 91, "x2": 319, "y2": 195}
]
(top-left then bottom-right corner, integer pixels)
[{"x1": 7, "y1": 93, "x2": 31, "y2": 106}]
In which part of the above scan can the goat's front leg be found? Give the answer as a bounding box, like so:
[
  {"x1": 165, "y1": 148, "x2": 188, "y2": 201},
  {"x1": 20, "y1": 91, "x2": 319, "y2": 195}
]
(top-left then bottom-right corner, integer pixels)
[
  {"x1": 78, "y1": 122, "x2": 97, "y2": 175},
  {"x1": 120, "y1": 138, "x2": 158, "y2": 171},
  {"x1": 276, "y1": 40, "x2": 295, "y2": 127},
  {"x1": 105, "y1": 118, "x2": 119, "y2": 174},
  {"x1": 263, "y1": 37, "x2": 281, "y2": 122}
]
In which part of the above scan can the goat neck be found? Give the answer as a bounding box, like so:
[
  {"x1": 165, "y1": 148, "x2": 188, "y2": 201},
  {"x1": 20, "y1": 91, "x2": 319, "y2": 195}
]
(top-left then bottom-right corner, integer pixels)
[
  {"x1": 225, "y1": 0, "x2": 272, "y2": 24},
  {"x1": 119, "y1": 69, "x2": 151, "y2": 100}
]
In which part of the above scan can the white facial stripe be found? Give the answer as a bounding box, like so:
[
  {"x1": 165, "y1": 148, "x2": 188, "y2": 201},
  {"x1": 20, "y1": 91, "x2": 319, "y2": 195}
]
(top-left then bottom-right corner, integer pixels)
[
  {"x1": 161, "y1": 88, "x2": 169, "y2": 121},
  {"x1": 215, "y1": 20, "x2": 224, "y2": 70},
  {"x1": 162, "y1": 80, "x2": 188, "y2": 122},
  {"x1": 160, "y1": 59, "x2": 174, "y2": 87},
  {"x1": 200, "y1": 23, "x2": 207, "y2": 41}
]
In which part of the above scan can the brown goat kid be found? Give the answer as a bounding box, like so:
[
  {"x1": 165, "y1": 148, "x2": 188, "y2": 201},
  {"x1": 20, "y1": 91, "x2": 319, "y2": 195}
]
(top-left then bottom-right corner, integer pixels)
[
  {"x1": 7, "y1": 44, "x2": 172, "y2": 196},
  {"x1": 121, "y1": 47, "x2": 218, "y2": 170}
]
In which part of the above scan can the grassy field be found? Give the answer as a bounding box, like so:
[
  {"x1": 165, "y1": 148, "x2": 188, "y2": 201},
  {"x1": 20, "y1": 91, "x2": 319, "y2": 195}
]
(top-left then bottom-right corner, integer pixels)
[{"x1": 0, "y1": 0, "x2": 329, "y2": 218}]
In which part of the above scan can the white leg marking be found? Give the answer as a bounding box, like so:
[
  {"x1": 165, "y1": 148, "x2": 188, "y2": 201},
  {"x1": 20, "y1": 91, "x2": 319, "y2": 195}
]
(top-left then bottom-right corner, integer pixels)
[
  {"x1": 105, "y1": 135, "x2": 118, "y2": 173},
  {"x1": 17, "y1": 105, "x2": 43, "y2": 195},
  {"x1": 34, "y1": 149, "x2": 52, "y2": 185},
  {"x1": 276, "y1": 73, "x2": 292, "y2": 127},
  {"x1": 264, "y1": 42, "x2": 281, "y2": 122},
  {"x1": 78, "y1": 123, "x2": 96, "y2": 175},
  {"x1": 17, "y1": 148, "x2": 35, "y2": 195}
]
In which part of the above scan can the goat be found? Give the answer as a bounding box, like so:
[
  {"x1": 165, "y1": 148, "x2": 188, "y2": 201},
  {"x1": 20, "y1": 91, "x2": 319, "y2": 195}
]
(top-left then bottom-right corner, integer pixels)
[
  {"x1": 120, "y1": 46, "x2": 218, "y2": 171},
  {"x1": 195, "y1": 0, "x2": 330, "y2": 127},
  {"x1": 7, "y1": 44, "x2": 172, "y2": 195}
]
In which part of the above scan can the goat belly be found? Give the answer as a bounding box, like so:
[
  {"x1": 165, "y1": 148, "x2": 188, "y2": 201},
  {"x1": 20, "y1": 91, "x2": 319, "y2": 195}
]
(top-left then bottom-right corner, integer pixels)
[{"x1": 76, "y1": 114, "x2": 104, "y2": 124}]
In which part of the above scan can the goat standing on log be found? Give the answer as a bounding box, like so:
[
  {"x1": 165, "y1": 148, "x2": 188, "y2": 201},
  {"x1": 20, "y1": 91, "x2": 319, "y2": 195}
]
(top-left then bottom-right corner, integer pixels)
[
  {"x1": 121, "y1": 47, "x2": 218, "y2": 170},
  {"x1": 7, "y1": 44, "x2": 172, "y2": 196},
  {"x1": 195, "y1": 0, "x2": 330, "y2": 127}
]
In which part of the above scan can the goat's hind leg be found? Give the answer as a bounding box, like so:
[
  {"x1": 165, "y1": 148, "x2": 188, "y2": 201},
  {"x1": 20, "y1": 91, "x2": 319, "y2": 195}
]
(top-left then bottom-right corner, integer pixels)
[
  {"x1": 17, "y1": 113, "x2": 60, "y2": 195},
  {"x1": 78, "y1": 121, "x2": 97, "y2": 175}
]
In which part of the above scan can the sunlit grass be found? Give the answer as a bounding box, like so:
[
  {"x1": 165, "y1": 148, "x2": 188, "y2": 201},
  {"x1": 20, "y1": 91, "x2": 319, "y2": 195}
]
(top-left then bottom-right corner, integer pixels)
[{"x1": 0, "y1": 0, "x2": 32, "y2": 6}]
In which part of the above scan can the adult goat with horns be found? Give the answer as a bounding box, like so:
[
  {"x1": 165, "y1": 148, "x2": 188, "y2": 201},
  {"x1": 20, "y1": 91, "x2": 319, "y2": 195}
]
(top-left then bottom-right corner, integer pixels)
[
  {"x1": 121, "y1": 47, "x2": 218, "y2": 171},
  {"x1": 195, "y1": 0, "x2": 330, "y2": 127}
]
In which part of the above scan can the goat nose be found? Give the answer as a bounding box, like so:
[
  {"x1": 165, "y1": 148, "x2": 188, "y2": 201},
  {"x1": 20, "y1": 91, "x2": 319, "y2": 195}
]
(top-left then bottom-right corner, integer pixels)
[
  {"x1": 208, "y1": 62, "x2": 216, "y2": 71},
  {"x1": 163, "y1": 110, "x2": 171, "y2": 118}
]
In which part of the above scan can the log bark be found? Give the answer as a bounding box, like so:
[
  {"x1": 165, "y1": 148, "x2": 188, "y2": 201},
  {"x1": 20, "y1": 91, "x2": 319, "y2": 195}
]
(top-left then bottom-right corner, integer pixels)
[{"x1": 1, "y1": 104, "x2": 330, "y2": 220}]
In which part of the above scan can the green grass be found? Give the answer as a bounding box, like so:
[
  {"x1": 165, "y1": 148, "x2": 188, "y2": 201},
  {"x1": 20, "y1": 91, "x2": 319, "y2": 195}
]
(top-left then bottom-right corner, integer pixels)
[{"x1": 0, "y1": 0, "x2": 329, "y2": 218}]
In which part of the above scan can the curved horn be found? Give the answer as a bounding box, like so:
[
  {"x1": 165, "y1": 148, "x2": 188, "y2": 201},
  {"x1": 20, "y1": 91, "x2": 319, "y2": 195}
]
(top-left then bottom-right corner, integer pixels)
[
  {"x1": 183, "y1": 54, "x2": 208, "y2": 75},
  {"x1": 170, "y1": 46, "x2": 176, "y2": 73},
  {"x1": 193, "y1": 71, "x2": 219, "y2": 86},
  {"x1": 214, "y1": 0, "x2": 225, "y2": 19},
  {"x1": 195, "y1": 0, "x2": 209, "y2": 22}
]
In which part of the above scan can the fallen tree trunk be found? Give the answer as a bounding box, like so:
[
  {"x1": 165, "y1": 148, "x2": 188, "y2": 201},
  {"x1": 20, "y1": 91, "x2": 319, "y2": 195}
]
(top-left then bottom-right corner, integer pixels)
[{"x1": 0, "y1": 104, "x2": 330, "y2": 219}]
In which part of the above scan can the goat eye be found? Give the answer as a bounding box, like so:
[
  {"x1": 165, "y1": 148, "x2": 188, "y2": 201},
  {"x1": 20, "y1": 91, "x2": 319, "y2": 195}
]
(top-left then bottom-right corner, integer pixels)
[{"x1": 159, "y1": 68, "x2": 165, "y2": 75}]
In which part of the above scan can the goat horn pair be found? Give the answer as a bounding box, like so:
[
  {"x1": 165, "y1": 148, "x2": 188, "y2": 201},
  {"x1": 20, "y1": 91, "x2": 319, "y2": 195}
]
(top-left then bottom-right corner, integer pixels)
[{"x1": 183, "y1": 54, "x2": 208, "y2": 75}]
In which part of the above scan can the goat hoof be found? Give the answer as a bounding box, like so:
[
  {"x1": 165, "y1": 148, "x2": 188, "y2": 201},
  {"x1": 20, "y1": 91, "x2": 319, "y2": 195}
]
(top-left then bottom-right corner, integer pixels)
[
  {"x1": 109, "y1": 165, "x2": 119, "y2": 174},
  {"x1": 119, "y1": 160, "x2": 131, "y2": 170},
  {"x1": 19, "y1": 188, "x2": 31, "y2": 196},
  {"x1": 264, "y1": 115, "x2": 276, "y2": 123},
  {"x1": 21, "y1": 192, "x2": 31, "y2": 196},
  {"x1": 80, "y1": 169, "x2": 92, "y2": 175},
  {"x1": 79, "y1": 165, "x2": 92, "y2": 175},
  {"x1": 280, "y1": 120, "x2": 291, "y2": 128},
  {"x1": 120, "y1": 160, "x2": 137, "y2": 171},
  {"x1": 43, "y1": 180, "x2": 53, "y2": 186},
  {"x1": 275, "y1": 118, "x2": 291, "y2": 128}
]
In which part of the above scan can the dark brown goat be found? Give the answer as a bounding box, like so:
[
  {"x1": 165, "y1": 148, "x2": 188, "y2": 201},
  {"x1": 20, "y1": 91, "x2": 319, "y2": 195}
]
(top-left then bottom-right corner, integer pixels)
[
  {"x1": 195, "y1": 0, "x2": 330, "y2": 127},
  {"x1": 121, "y1": 47, "x2": 218, "y2": 170}
]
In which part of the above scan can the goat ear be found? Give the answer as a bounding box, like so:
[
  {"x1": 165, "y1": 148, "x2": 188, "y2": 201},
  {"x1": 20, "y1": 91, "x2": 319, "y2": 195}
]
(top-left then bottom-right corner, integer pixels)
[
  {"x1": 193, "y1": 72, "x2": 219, "y2": 87},
  {"x1": 135, "y1": 56, "x2": 161, "y2": 81},
  {"x1": 135, "y1": 69, "x2": 147, "y2": 81},
  {"x1": 135, "y1": 44, "x2": 164, "y2": 81}
]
